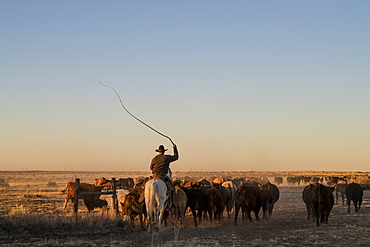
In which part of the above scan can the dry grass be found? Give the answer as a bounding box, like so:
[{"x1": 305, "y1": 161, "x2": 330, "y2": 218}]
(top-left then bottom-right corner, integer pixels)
[{"x1": 0, "y1": 170, "x2": 369, "y2": 246}]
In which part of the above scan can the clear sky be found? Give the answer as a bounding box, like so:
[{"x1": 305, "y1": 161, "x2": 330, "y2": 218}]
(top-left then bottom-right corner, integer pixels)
[{"x1": 1, "y1": 1, "x2": 370, "y2": 172}]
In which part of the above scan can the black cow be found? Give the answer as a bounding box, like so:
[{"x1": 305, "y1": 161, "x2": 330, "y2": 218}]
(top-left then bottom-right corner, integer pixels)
[
  {"x1": 303, "y1": 183, "x2": 334, "y2": 226},
  {"x1": 260, "y1": 189, "x2": 274, "y2": 220},
  {"x1": 84, "y1": 196, "x2": 108, "y2": 213},
  {"x1": 287, "y1": 176, "x2": 301, "y2": 186},
  {"x1": 260, "y1": 182, "x2": 279, "y2": 220},
  {"x1": 205, "y1": 187, "x2": 225, "y2": 223},
  {"x1": 181, "y1": 185, "x2": 207, "y2": 227},
  {"x1": 302, "y1": 185, "x2": 314, "y2": 221},
  {"x1": 234, "y1": 185, "x2": 261, "y2": 226},
  {"x1": 345, "y1": 182, "x2": 364, "y2": 213},
  {"x1": 212, "y1": 182, "x2": 229, "y2": 217},
  {"x1": 274, "y1": 177, "x2": 283, "y2": 185},
  {"x1": 232, "y1": 177, "x2": 246, "y2": 187}
]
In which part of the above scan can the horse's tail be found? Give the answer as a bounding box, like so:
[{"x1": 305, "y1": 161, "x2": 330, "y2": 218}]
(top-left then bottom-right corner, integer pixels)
[{"x1": 145, "y1": 180, "x2": 156, "y2": 218}]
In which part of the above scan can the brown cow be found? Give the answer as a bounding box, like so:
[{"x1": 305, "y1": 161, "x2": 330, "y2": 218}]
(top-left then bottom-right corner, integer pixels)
[
  {"x1": 95, "y1": 177, "x2": 113, "y2": 187},
  {"x1": 171, "y1": 186, "x2": 188, "y2": 228},
  {"x1": 84, "y1": 195, "x2": 108, "y2": 213},
  {"x1": 335, "y1": 181, "x2": 348, "y2": 206},
  {"x1": 121, "y1": 192, "x2": 146, "y2": 229},
  {"x1": 212, "y1": 177, "x2": 225, "y2": 184},
  {"x1": 117, "y1": 178, "x2": 135, "y2": 189},
  {"x1": 61, "y1": 182, "x2": 107, "y2": 212},
  {"x1": 197, "y1": 178, "x2": 211, "y2": 187},
  {"x1": 183, "y1": 181, "x2": 196, "y2": 188}
]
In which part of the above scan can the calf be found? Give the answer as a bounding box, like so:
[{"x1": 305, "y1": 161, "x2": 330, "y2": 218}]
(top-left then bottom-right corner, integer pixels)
[
  {"x1": 345, "y1": 182, "x2": 364, "y2": 213},
  {"x1": 234, "y1": 185, "x2": 261, "y2": 226}
]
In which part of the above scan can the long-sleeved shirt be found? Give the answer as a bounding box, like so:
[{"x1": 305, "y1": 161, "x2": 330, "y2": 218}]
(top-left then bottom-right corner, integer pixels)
[{"x1": 150, "y1": 147, "x2": 179, "y2": 175}]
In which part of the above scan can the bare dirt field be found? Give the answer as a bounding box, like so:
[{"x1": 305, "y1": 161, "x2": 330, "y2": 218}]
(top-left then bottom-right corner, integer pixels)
[{"x1": 0, "y1": 170, "x2": 369, "y2": 246}]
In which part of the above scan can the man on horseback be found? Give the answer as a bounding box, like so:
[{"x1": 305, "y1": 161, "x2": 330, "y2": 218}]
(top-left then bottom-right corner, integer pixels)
[{"x1": 150, "y1": 144, "x2": 178, "y2": 203}]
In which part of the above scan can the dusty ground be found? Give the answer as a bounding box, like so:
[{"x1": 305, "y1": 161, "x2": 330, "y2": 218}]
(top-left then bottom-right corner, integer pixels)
[{"x1": 0, "y1": 171, "x2": 369, "y2": 246}]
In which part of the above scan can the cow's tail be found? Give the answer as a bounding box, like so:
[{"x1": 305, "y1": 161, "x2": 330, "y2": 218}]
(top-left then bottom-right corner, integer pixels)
[
  {"x1": 209, "y1": 193, "x2": 216, "y2": 212},
  {"x1": 60, "y1": 182, "x2": 71, "y2": 193}
]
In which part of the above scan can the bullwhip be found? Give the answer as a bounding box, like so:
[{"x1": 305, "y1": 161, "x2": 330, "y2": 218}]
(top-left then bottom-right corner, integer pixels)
[{"x1": 99, "y1": 82, "x2": 175, "y2": 145}]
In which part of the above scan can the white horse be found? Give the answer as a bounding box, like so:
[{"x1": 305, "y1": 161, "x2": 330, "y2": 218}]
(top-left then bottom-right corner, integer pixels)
[{"x1": 144, "y1": 169, "x2": 172, "y2": 233}]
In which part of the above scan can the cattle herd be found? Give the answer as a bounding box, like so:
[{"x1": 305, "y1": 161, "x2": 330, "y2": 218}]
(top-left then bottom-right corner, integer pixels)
[{"x1": 60, "y1": 175, "x2": 366, "y2": 231}]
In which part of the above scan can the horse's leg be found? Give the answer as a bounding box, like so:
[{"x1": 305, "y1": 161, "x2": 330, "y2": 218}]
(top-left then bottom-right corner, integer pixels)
[
  {"x1": 146, "y1": 205, "x2": 153, "y2": 233},
  {"x1": 145, "y1": 181, "x2": 155, "y2": 233},
  {"x1": 157, "y1": 197, "x2": 168, "y2": 231}
]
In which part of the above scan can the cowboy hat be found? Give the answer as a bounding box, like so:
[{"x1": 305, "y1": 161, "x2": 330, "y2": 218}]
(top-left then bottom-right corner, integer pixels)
[{"x1": 155, "y1": 145, "x2": 167, "y2": 152}]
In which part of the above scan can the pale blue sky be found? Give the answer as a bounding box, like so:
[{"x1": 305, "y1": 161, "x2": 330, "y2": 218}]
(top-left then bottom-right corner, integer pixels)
[{"x1": 1, "y1": 1, "x2": 370, "y2": 172}]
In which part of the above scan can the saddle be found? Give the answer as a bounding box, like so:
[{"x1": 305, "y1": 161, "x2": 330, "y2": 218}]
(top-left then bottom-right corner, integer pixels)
[
  {"x1": 138, "y1": 174, "x2": 176, "y2": 207},
  {"x1": 152, "y1": 173, "x2": 175, "y2": 192}
]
